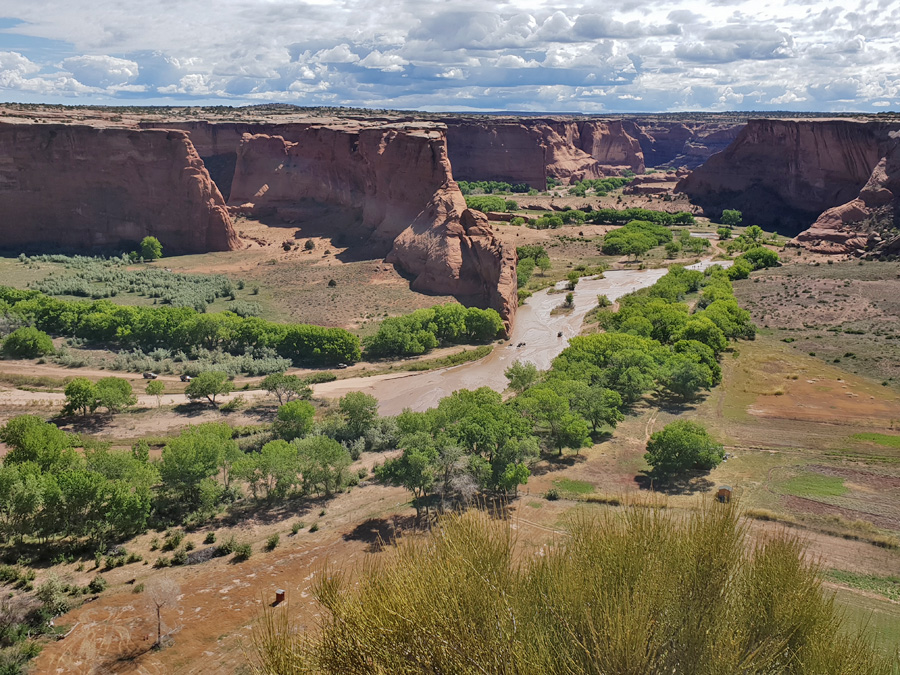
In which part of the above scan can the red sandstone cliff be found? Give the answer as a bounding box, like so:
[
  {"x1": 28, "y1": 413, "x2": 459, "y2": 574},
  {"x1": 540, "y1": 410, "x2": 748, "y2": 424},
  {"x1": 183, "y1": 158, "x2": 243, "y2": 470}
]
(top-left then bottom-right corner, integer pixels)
[
  {"x1": 792, "y1": 136, "x2": 900, "y2": 254},
  {"x1": 228, "y1": 123, "x2": 518, "y2": 326},
  {"x1": 678, "y1": 119, "x2": 895, "y2": 231},
  {"x1": 444, "y1": 119, "x2": 644, "y2": 188},
  {"x1": 0, "y1": 124, "x2": 239, "y2": 254}
]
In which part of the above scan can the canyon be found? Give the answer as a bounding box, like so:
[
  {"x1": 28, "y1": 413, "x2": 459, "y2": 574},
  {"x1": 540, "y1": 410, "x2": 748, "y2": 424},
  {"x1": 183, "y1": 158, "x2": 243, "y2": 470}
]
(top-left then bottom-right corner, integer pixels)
[
  {"x1": 1, "y1": 105, "x2": 899, "y2": 334},
  {"x1": 0, "y1": 124, "x2": 238, "y2": 254},
  {"x1": 680, "y1": 118, "x2": 900, "y2": 252}
]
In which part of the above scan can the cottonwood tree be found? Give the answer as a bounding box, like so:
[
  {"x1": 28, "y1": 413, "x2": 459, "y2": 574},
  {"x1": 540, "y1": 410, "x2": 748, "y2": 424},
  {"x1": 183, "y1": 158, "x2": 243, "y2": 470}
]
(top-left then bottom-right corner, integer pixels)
[
  {"x1": 146, "y1": 379, "x2": 165, "y2": 407},
  {"x1": 644, "y1": 420, "x2": 724, "y2": 481},
  {"x1": 185, "y1": 371, "x2": 232, "y2": 404},
  {"x1": 504, "y1": 360, "x2": 538, "y2": 394},
  {"x1": 261, "y1": 373, "x2": 310, "y2": 405}
]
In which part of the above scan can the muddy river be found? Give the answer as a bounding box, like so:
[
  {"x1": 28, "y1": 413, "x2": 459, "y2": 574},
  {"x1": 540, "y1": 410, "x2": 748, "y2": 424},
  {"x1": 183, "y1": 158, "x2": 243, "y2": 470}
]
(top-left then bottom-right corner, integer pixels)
[{"x1": 317, "y1": 261, "x2": 726, "y2": 415}]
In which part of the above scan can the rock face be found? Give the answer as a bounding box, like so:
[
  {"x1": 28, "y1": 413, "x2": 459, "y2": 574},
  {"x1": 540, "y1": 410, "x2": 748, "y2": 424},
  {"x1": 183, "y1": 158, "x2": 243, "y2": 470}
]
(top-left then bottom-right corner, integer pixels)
[
  {"x1": 445, "y1": 119, "x2": 645, "y2": 188},
  {"x1": 633, "y1": 121, "x2": 744, "y2": 169},
  {"x1": 792, "y1": 135, "x2": 900, "y2": 254},
  {"x1": 0, "y1": 124, "x2": 239, "y2": 254},
  {"x1": 228, "y1": 123, "x2": 518, "y2": 326},
  {"x1": 678, "y1": 119, "x2": 896, "y2": 232}
]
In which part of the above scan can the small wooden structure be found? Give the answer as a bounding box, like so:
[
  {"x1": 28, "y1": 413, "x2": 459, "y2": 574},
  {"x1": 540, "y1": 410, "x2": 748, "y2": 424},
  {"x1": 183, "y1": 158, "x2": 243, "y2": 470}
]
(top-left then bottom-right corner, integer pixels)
[
  {"x1": 275, "y1": 589, "x2": 285, "y2": 605},
  {"x1": 716, "y1": 486, "x2": 732, "y2": 503}
]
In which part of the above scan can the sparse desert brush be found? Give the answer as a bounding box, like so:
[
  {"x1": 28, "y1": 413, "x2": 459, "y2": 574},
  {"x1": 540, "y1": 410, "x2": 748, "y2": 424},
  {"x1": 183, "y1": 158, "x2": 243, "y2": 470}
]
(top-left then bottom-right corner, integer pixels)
[{"x1": 250, "y1": 506, "x2": 895, "y2": 674}]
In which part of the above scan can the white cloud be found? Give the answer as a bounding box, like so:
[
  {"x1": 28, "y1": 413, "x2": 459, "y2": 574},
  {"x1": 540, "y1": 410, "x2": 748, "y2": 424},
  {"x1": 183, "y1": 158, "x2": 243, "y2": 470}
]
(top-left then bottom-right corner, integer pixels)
[
  {"x1": 358, "y1": 50, "x2": 408, "y2": 71},
  {"x1": 314, "y1": 44, "x2": 359, "y2": 64},
  {"x1": 0, "y1": 0, "x2": 892, "y2": 111},
  {"x1": 61, "y1": 54, "x2": 139, "y2": 87}
]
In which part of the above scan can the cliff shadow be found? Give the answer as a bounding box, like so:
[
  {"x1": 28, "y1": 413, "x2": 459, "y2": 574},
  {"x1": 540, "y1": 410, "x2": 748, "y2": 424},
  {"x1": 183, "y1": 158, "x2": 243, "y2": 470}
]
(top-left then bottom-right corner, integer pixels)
[{"x1": 247, "y1": 200, "x2": 393, "y2": 262}]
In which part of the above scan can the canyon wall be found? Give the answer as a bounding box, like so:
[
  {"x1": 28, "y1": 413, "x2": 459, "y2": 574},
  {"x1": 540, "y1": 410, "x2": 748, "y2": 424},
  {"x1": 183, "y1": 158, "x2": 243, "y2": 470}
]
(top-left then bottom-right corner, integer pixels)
[
  {"x1": 228, "y1": 123, "x2": 518, "y2": 325},
  {"x1": 0, "y1": 124, "x2": 239, "y2": 254},
  {"x1": 678, "y1": 119, "x2": 896, "y2": 232},
  {"x1": 444, "y1": 119, "x2": 645, "y2": 188},
  {"x1": 792, "y1": 135, "x2": 900, "y2": 255},
  {"x1": 632, "y1": 121, "x2": 744, "y2": 168}
]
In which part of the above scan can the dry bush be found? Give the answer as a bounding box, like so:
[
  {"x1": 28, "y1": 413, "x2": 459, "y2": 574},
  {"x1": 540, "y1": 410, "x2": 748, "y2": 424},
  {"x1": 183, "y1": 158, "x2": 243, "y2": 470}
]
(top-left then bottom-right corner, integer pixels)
[{"x1": 251, "y1": 505, "x2": 896, "y2": 674}]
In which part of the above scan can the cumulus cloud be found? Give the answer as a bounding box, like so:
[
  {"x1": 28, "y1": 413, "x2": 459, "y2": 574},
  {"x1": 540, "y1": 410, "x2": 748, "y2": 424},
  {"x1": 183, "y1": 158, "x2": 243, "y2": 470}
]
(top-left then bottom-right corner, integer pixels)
[
  {"x1": 0, "y1": 0, "x2": 894, "y2": 111},
  {"x1": 61, "y1": 55, "x2": 139, "y2": 87},
  {"x1": 358, "y1": 50, "x2": 408, "y2": 72}
]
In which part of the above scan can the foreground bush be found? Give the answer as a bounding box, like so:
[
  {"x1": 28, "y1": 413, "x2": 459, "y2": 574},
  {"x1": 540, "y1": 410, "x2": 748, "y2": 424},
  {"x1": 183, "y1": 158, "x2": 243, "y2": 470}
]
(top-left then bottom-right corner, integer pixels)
[{"x1": 251, "y1": 506, "x2": 895, "y2": 674}]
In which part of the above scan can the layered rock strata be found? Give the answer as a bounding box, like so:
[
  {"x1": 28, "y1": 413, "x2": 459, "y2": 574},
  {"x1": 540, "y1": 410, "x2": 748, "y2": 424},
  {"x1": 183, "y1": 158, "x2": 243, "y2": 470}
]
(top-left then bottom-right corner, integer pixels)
[
  {"x1": 228, "y1": 123, "x2": 517, "y2": 326},
  {"x1": 678, "y1": 119, "x2": 897, "y2": 232},
  {"x1": 444, "y1": 119, "x2": 645, "y2": 188},
  {"x1": 792, "y1": 135, "x2": 900, "y2": 255},
  {"x1": 0, "y1": 123, "x2": 239, "y2": 253}
]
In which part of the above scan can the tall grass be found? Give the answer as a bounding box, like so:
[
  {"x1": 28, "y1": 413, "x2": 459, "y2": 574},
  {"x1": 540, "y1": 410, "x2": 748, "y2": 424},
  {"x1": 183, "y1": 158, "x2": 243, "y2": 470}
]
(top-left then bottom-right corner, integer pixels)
[{"x1": 251, "y1": 505, "x2": 896, "y2": 674}]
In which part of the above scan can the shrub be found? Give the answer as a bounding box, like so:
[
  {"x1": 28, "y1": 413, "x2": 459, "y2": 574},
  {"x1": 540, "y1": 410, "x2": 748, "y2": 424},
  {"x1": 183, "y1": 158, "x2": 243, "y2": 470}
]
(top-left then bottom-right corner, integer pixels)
[
  {"x1": 232, "y1": 543, "x2": 253, "y2": 561},
  {"x1": 266, "y1": 534, "x2": 280, "y2": 551},
  {"x1": 87, "y1": 575, "x2": 107, "y2": 594},
  {"x1": 204, "y1": 532, "x2": 217, "y2": 545},
  {"x1": 2, "y1": 327, "x2": 54, "y2": 358},
  {"x1": 251, "y1": 507, "x2": 894, "y2": 674}
]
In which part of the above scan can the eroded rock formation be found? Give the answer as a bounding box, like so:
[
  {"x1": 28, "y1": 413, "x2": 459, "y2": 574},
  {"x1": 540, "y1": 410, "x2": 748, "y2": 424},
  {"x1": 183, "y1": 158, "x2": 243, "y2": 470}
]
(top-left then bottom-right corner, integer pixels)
[
  {"x1": 445, "y1": 119, "x2": 645, "y2": 189},
  {"x1": 0, "y1": 123, "x2": 239, "y2": 253},
  {"x1": 228, "y1": 123, "x2": 518, "y2": 326},
  {"x1": 632, "y1": 121, "x2": 743, "y2": 169},
  {"x1": 678, "y1": 119, "x2": 897, "y2": 232},
  {"x1": 792, "y1": 135, "x2": 900, "y2": 255}
]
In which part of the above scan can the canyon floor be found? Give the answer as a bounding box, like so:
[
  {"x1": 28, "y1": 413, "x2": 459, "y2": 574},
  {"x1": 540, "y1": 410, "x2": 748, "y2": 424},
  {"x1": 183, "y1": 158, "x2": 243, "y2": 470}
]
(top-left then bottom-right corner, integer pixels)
[{"x1": 0, "y1": 199, "x2": 896, "y2": 672}]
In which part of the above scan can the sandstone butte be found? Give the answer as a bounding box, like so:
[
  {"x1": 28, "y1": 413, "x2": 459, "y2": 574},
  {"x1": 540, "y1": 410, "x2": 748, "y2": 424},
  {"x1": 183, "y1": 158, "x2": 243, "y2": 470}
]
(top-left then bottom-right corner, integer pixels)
[{"x1": 679, "y1": 118, "x2": 900, "y2": 254}]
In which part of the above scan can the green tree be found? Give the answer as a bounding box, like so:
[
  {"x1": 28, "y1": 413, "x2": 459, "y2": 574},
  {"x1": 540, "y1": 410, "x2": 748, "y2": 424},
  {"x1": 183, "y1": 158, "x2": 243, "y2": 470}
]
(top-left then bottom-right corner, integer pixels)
[
  {"x1": 235, "y1": 440, "x2": 299, "y2": 500},
  {"x1": 716, "y1": 227, "x2": 732, "y2": 240},
  {"x1": 273, "y1": 400, "x2": 315, "y2": 441},
  {"x1": 566, "y1": 271, "x2": 580, "y2": 290},
  {"x1": 739, "y1": 246, "x2": 779, "y2": 270},
  {"x1": 63, "y1": 377, "x2": 99, "y2": 417},
  {"x1": 295, "y1": 435, "x2": 351, "y2": 497},
  {"x1": 658, "y1": 354, "x2": 714, "y2": 401},
  {"x1": 675, "y1": 317, "x2": 728, "y2": 355},
  {"x1": 339, "y1": 392, "x2": 379, "y2": 440},
  {"x1": 2, "y1": 326, "x2": 54, "y2": 358},
  {"x1": 159, "y1": 423, "x2": 234, "y2": 511},
  {"x1": 375, "y1": 432, "x2": 438, "y2": 517},
  {"x1": 96, "y1": 377, "x2": 136, "y2": 413},
  {"x1": 743, "y1": 224, "x2": 763, "y2": 242},
  {"x1": 261, "y1": 373, "x2": 311, "y2": 405},
  {"x1": 519, "y1": 387, "x2": 589, "y2": 455},
  {"x1": 536, "y1": 256, "x2": 551, "y2": 275},
  {"x1": 664, "y1": 241, "x2": 681, "y2": 258},
  {"x1": 0, "y1": 415, "x2": 77, "y2": 471},
  {"x1": 140, "y1": 236, "x2": 163, "y2": 260},
  {"x1": 504, "y1": 360, "x2": 539, "y2": 394},
  {"x1": 720, "y1": 210, "x2": 742, "y2": 227},
  {"x1": 572, "y1": 385, "x2": 624, "y2": 433},
  {"x1": 146, "y1": 379, "x2": 165, "y2": 407},
  {"x1": 185, "y1": 371, "x2": 232, "y2": 404},
  {"x1": 644, "y1": 420, "x2": 724, "y2": 480}
]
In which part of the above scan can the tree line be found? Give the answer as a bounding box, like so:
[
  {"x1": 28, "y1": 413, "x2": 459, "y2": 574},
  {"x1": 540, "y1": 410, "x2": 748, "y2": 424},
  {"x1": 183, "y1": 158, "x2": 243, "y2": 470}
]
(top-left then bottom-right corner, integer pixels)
[
  {"x1": 0, "y1": 286, "x2": 360, "y2": 366},
  {"x1": 363, "y1": 303, "x2": 505, "y2": 358}
]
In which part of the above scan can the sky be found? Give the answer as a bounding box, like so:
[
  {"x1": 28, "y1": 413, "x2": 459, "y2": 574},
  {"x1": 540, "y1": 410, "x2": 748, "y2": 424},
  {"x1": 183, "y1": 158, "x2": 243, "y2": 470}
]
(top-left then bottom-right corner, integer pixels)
[{"x1": 0, "y1": 0, "x2": 897, "y2": 113}]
